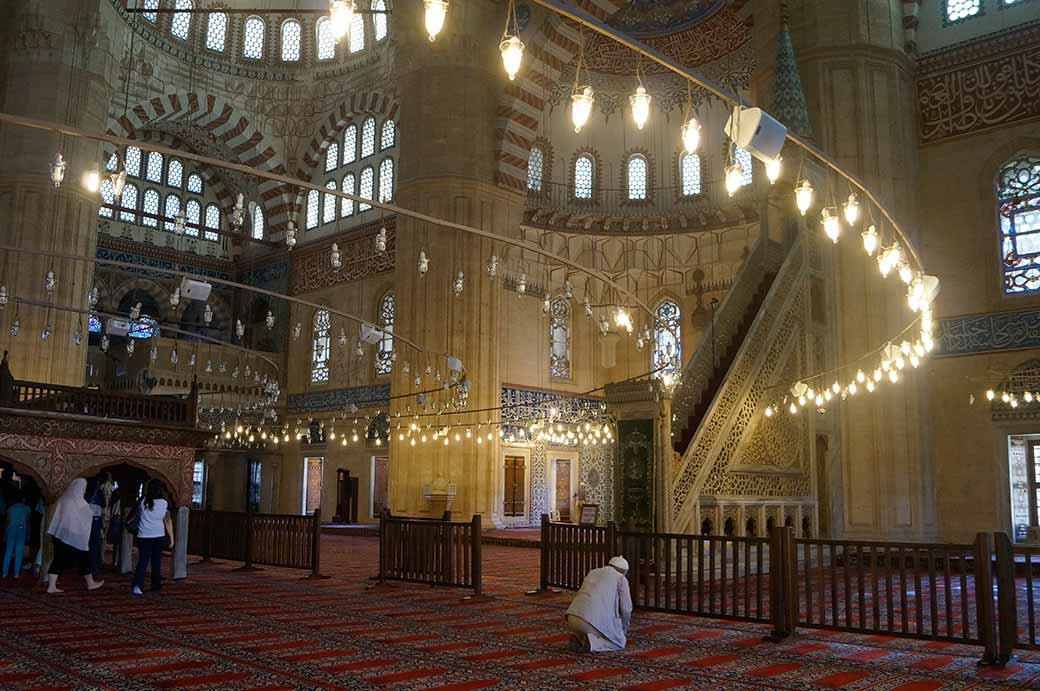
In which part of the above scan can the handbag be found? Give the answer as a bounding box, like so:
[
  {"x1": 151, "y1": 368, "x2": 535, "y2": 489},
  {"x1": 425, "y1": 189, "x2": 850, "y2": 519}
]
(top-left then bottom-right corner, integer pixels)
[{"x1": 124, "y1": 503, "x2": 141, "y2": 537}]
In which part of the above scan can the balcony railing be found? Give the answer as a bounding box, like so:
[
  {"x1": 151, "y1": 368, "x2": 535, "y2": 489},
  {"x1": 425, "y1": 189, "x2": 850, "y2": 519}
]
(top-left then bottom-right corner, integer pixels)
[{"x1": 2, "y1": 378, "x2": 197, "y2": 428}]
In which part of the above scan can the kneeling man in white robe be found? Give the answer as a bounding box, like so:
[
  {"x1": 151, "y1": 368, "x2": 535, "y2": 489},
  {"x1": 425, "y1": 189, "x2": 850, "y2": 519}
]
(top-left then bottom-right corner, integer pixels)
[{"x1": 565, "y1": 556, "x2": 633, "y2": 652}]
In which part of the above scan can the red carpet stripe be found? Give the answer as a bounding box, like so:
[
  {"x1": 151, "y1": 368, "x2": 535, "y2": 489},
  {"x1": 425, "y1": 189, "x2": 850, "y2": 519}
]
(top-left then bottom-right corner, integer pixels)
[
  {"x1": 324, "y1": 658, "x2": 396, "y2": 672},
  {"x1": 367, "y1": 668, "x2": 448, "y2": 684},
  {"x1": 688, "y1": 654, "x2": 739, "y2": 669},
  {"x1": 633, "y1": 646, "x2": 686, "y2": 659},
  {"x1": 565, "y1": 668, "x2": 630, "y2": 681},
  {"x1": 251, "y1": 640, "x2": 317, "y2": 652},
  {"x1": 217, "y1": 632, "x2": 284, "y2": 644},
  {"x1": 383, "y1": 634, "x2": 440, "y2": 644},
  {"x1": 426, "y1": 681, "x2": 499, "y2": 691},
  {"x1": 463, "y1": 650, "x2": 524, "y2": 662},
  {"x1": 93, "y1": 650, "x2": 177, "y2": 663},
  {"x1": 812, "y1": 670, "x2": 872, "y2": 688},
  {"x1": 512, "y1": 658, "x2": 574, "y2": 671},
  {"x1": 424, "y1": 642, "x2": 480, "y2": 653},
  {"x1": 845, "y1": 649, "x2": 893, "y2": 662},
  {"x1": 157, "y1": 672, "x2": 253, "y2": 688},
  {"x1": 788, "y1": 642, "x2": 830, "y2": 655},
  {"x1": 125, "y1": 661, "x2": 215, "y2": 677},
  {"x1": 0, "y1": 673, "x2": 39, "y2": 683},
  {"x1": 888, "y1": 683, "x2": 944, "y2": 691},
  {"x1": 909, "y1": 656, "x2": 955, "y2": 671},
  {"x1": 747, "y1": 662, "x2": 802, "y2": 678},
  {"x1": 622, "y1": 679, "x2": 693, "y2": 691},
  {"x1": 282, "y1": 649, "x2": 355, "y2": 662}
]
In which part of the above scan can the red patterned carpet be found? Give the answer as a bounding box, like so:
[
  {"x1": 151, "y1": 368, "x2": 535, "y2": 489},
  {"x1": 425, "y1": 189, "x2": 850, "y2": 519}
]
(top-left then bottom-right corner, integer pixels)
[{"x1": 1, "y1": 535, "x2": 1039, "y2": 690}]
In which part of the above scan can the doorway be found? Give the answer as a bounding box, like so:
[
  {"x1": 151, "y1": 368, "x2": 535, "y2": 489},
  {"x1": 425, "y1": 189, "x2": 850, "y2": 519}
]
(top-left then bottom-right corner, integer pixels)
[
  {"x1": 303, "y1": 457, "x2": 323, "y2": 515},
  {"x1": 500, "y1": 449, "x2": 530, "y2": 526},
  {"x1": 372, "y1": 456, "x2": 388, "y2": 518},
  {"x1": 549, "y1": 452, "x2": 578, "y2": 523},
  {"x1": 1008, "y1": 435, "x2": 1040, "y2": 543}
]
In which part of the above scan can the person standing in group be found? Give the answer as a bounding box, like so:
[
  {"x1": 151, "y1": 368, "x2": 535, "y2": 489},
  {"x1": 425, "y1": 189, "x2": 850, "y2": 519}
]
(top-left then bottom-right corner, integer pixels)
[
  {"x1": 85, "y1": 478, "x2": 104, "y2": 577},
  {"x1": 46, "y1": 478, "x2": 105, "y2": 593},
  {"x1": 106, "y1": 487, "x2": 123, "y2": 569},
  {"x1": 2, "y1": 489, "x2": 29, "y2": 579},
  {"x1": 131, "y1": 479, "x2": 173, "y2": 596}
]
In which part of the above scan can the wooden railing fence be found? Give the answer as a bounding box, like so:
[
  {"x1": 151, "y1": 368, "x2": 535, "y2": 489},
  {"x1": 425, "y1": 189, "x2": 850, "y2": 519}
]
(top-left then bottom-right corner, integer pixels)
[
  {"x1": 187, "y1": 507, "x2": 322, "y2": 577},
  {"x1": 7, "y1": 379, "x2": 196, "y2": 426},
  {"x1": 378, "y1": 512, "x2": 482, "y2": 594}
]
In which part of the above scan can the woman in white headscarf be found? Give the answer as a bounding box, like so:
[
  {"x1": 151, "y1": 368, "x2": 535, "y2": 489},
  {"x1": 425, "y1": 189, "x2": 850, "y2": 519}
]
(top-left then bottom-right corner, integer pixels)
[{"x1": 46, "y1": 478, "x2": 104, "y2": 593}]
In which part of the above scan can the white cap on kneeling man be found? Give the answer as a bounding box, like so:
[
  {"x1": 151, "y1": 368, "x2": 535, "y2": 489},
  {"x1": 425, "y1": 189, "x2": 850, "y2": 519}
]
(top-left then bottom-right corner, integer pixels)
[{"x1": 608, "y1": 556, "x2": 629, "y2": 573}]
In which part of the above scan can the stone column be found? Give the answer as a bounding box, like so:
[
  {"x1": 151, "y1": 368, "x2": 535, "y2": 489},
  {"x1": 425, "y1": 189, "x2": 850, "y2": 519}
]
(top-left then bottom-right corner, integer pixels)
[
  {"x1": 173, "y1": 506, "x2": 189, "y2": 579},
  {"x1": 0, "y1": 0, "x2": 117, "y2": 386}
]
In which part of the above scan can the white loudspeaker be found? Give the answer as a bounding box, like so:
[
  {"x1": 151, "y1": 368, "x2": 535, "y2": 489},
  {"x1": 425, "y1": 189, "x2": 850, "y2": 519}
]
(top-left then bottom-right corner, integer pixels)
[
  {"x1": 106, "y1": 319, "x2": 131, "y2": 336},
  {"x1": 359, "y1": 324, "x2": 384, "y2": 344},
  {"x1": 446, "y1": 356, "x2": 463, "y2": 372},
  {"x1": 179, "y1": 277, "x2": 212, "y2": 302},
  {"x1": 724, "y1": 107, "x2": 787, "y2": 163}
]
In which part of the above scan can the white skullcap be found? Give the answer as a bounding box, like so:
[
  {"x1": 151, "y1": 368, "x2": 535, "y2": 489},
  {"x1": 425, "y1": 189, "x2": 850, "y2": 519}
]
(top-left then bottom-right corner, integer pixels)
[{"x1": 608, "y1": 556, "x2": 629, "y2": 571}]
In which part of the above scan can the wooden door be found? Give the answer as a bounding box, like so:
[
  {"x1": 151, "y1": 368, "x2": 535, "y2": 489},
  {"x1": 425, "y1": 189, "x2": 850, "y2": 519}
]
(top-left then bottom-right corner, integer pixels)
[
  {"x1": 373, "y1": 456, "x2": 389, "y2": 518},
  {"x1": 503, "y1": 455, "x2": 525, "y2": 517},
  {"x1": 304, "y1": 457, "x2": 323, "y2": 514},
  {"x1": 555, "y1": 459, "x2": 571, "y2": 522}
]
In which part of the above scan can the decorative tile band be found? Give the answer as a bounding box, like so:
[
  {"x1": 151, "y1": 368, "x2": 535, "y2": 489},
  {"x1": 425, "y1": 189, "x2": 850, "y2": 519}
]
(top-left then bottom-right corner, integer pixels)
[
  {"x1": 936, "y1": 308, "x2": 1040, "y2": 357},
  {"x1": 288, "y1": 384, "x2": 391, "y2": 414}
]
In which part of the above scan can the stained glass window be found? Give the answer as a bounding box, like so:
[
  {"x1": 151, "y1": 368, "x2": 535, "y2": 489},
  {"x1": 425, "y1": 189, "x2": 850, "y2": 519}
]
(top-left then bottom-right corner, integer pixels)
[
  {"x1": 125, "y1": 146, "x2": 141, "y2": 177},
  {"x1": 171, "y1": 0, "x2": 193, "y2": 41},
  {"x1": 316, "y1": 18, "x2": 336, "y2": 60},
  {"x1": 142, "y1": 189, "x2": 160, "y2": 227},
  {"x1": 243, "y1": 16, "x2": 265, "y2": 59},
  {"x1": 204, "y1": 203, "x2": 220, "y2": 241},
  {"x1": 120, "y1": 184, "x2": 138, "y2": 222},
  {"x1": 192, "y1": 460, "x2": 206, "y2": 508},
  {"x1": 998, "y1": 155, "x2": 1040, "y2": 295},
  {"x1": 574, "y1": 154, "x2": 593, "y2": 200},
  {"x1": 324, "y1": 180, "x2": 338, "y2": 224},
  {"x1": 380, "y1": 120, "x2": 395, "y2": 150},
  {"x1": 305, "y1": 189, "x2": 320, "y2": 229},
  {"x1": 341, "y1": 173, "x2": 355, "y2": 217},
  {"x1": 129, "y1": 315, "x2": 159, "y2": 339},
  {"x1": 734, "y1": 146, "x2": 754, "y2": 187},
  {"x1": 252, "y1": 206, "x2": 264, "y2": 239},
  {"x1": 373, "y1": 0, "x2": 388, "y2": 40},
  {"x1": 88, "y1": 313, "x2": 102, "y2": 333},
  {"x1": 359, "y1": 167, "x2": 373, "y2": 212},
  {"x1": 142, "y1": 0, "x2": 158, "y2": 23},
  {"x1": 349, "y1": 12, "x2": 365, "y2": 53},
  {"x1": 361, "y1": 118, "x2": 376, "y2": 158},
  {"x1": 550, "y1": 297, "x2": 571, "y2": 379},
  {"x1": 187, "y1": 173, "x2": 203, "y2": 194},
  {"x1": 281, "y1": 19, "x2": 302, "y2": 61},
  {"x1": 185, "y1": 198, "x2": 201, "y2": 237},
  {"x1": 164, "y1": 194, "x2": 180, "y2": 232},
  {"x1": 653, "y1": 299, "x2": 681, "y2": 378},
  {"x1": 206, "y1": 12, "x2": 228, "y2": 51},
  {"x1": 527, "y1": 146, "x2": 544, "y2": 191},
  {"x1": 343, "y1": 125, "x2": 357, "y2": 164},
  {"x1": 99, "y1": 178, "x2": 115, "y2": 218},
  {"x1": 145, "y1": 151, "x2": 163, "y2": 183},
  {"x1": 311, "y1": 309, "x2": 331, "y2": 383},
  {"x1": 378, "y1": 158, "x2": 394, "y2": 203},
  {"x1": 167, "y1": 159, "x2": 183, "y2": 188},
  {"x1": 627, "y1": 154, "x2": 647, "y2": 201},
  {"x1": 946, "y1": 0, "x2": 981, "y2": 23},
  {"x1": 376, "y1": 292, "x2": 394, "y2": 375},
  {"x1": 680, "y1": 153, "x2": 701, "y2": 196},
  {"x1": 326, "y1": 143, "x2": 339, "y2": 172}
]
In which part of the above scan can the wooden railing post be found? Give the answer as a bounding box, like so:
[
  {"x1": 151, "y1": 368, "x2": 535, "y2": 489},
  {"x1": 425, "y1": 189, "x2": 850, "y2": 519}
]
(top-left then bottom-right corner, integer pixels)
[
  {"x1": 471, "y1": 514, "x2": 482, "y2": 596},
  {"x1": 993, "y1": 531, "x2": 1017, "y2": 665},
  {"x1": 202, "y1": 505, "x2": 213, "y2": 562},
  {"x1": 308, "y1": 507, "x2": 322, "y2": 578},
  {"x1": 606, "y1": 521, "x2": 617, "y2": 559},
  {"x1": 540, "y1": 513, "x2": 549, "y2": 591},
  {"x1": 234, "y1": 505, "x2": 258, "y2": 572},
  {"x1": 377, "y1": 509, "x2": 387, "y2": 583},
  {"x1": 974, "y1": 532, "x2": 998, "y2": 665},
  {"x1": 768, "y1": 525, "x2": 796, "y2": 641}
]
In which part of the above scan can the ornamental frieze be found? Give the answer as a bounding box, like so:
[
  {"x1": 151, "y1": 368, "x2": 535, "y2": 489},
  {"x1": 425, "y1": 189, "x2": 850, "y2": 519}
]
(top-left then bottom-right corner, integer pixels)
[
  {"x1": 936, "y1": 308, "x2": 1040, "y2": 357},
  {"x1": 289, "y1": 221, "x2": 396, "y2": 295}
]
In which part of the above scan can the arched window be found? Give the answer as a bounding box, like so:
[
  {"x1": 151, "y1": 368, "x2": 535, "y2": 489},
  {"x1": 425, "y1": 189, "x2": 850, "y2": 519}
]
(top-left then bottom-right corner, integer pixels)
[
  {"x1": 142, "y1": 0, "x2": 159, "y2": 23},
  {"x1": 550, "y1": 297, "x2": 571, "y2": 379},
  {"x1": 145, "y1": 151, "x2": 163, "y2": 183},
  {"x1": 373, "y1": 0, "x2": 388, "y2": 40},
  {"x1": 88, "y1": 313, "x2": 103, "y2": 333},
  {"x1": 361, "y1": 118, "x2": 376, "y2": 158},
  {"x1": 281, "y1": 19, "x2": 302, "y2": 62},
  {"x1": 185, "y1": 199, "x2": 201, "y2": 237},
  {"x1": 680, "y1": 153, "x2": 701, "y2": 196},
  {"x1": 164, "y1": 194, "x2": 180, "y2": 232},
  {"x1": 311, "y1": 309, "x2": 331, "y2": 383},
  {"x1": 626, "y1": 154, "x2": 647, "y2": 201},
  {"x1": 574, "y1": 154, "x2": 594, "y2": 200},
  {"x1": 187, "y1": 173, "x2": 203, "y2": 194},
  {"x1": 359, "y1": 167, "x2": 374, "y2": 212},
  {"x1": 378, "y1": 158, "x2": 394, "y2": 203},
  {"x1": 349, "y1": 12, "x2": 365, "y2": 53},
  {"x1": 119, "y1": 184, "x2": 138, "y2": 222},
  {"x1": 376, "y1": 292, "x2": 394, "y2": 375},
  {"x1": 998, "y1": 155, "x2": 1040, "y2": 295},
  {"x1": 204, "y1": 203, "x2": 220, "y2": 241},
  {"x1": 527, "y1": 146, "x2": 544, "y2": 191},
  {"x1": 125, "y1": 146, "x2": 142, "y2": 177},
  {"x1": 380, "y1": 120, "x2": 395, "y2": 150},
  {"x1": 99, "y1": 178, "x2": 115, "y2": 218},
  {"x1": 106, "y1": 153, "x2": 119, "y2": 172},
  {"x1": 171, "y1": 0, "x2": 193, "y2": 41},
  {"x1": 341, "y1": 173, "x2": 355, "y2": 217},
  {"x1": 206, "y1": 12, "x2": 228, "y2": 51},
  {"x1": 167, "y1": 159, "x2": 183, "y2": 188},
  {"x1": 653, "y1": 299, "x2": 681, "y2": 378},
  {"x1": 734, "y1": 146, "x2": 754, "y2": 187},
  {"x1": 305, "y1": 189, "x2": 320, "y2": 229},
  {"x1": 129, "y1": 316, "x2": 159, "y2": 339},
  {"x1": 945, "y1": 0, "x2": 981, "y2": 23},
  {"x1": 316, "y1": 17, "x2": 336, "y2": 60},
  {"x1": 343, "y1": 125, "x2": 357, "y2": 164},
  {"x1": 252, "y1": 206, "x2": 264, "y2": 240},
  {"x1": 142, "y1": 189, "x2": 160, "y2": 227},
  {"x1": 243, "y1": 16, "x2": 265, "y2": 59},
  {"x1": 323, "y1": 180, "x2": 338, "y2": 224},
  {"x1": 325, "y1": 143, "x2": 340, "y2": 172}
]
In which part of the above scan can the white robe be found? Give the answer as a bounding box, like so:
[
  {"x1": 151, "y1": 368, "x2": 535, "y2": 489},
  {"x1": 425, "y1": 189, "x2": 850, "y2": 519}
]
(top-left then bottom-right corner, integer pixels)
[
  {"x1": 565, "y1": 565, "x2": 633, "y2": 650},
  {"x1": 47, "y1": 478, "x2": 94, "y2": 551}
]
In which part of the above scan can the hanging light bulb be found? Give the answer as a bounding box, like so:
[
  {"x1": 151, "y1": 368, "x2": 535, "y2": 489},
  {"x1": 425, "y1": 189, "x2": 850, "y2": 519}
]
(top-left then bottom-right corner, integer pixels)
[
  {"x1": 111, "y1": 169, "x2": 126, "y2": 198},
  {"x1": 330, "y1": 243, "x2": 342, "y2": 269},
  {"x1": 203, "y1": 303, "x2": 213, "y2": 324},
  {"x1": 40, "y1": 324, "x2": 52, "y2": 341},
  {"x1": 174, "y1": 210, "x2": 187, "y2": 236},
  {"x1": 130, "y1": 302, "x2": 141, "y2": 321},
  {"x1": 149, "y1": 343, "x2": 158, "y2": 362},
  {"x1": 571, "y1": 86, "x2": 595, "y2": 134},
  {"x1": 542, "y1": 296, "x2": 551, "y2": 314},
  {"x1": 500, "y1": 35, "x2": 524, "y2": 81},
  {"x1": 99, "y1": 332, "x2": 107, "y2": 350},
  {"x1": 72, "y1": 319, "x2": 83, "y2": 345},
  {"x1": 487, "y1": 254, "x2": 499, "y2": 279},
  {"x1": 424, "y1": 0, "x2": 448, "y2": 41},
  {"x1": 44, "y1": 271, "x2": 56, "y2": 294},
  {"x1": 583, "y1": 297, "x2": 593, "y2": 319},
  {"x1": 795, "y1": 179, "x2": 814, "y2": 215},
  {"x1": 418, "y1": 250, "x2": 429, "y2": 276},
  {"x1": 861, "y1": 225, "x2": 879, "y2": 256},
  {"x1": 517, "y1": 271, "x2": 526, "y2": 295},
  {"x1": 285, "y1": 221, "x2": 298, "y2": 249},
  {"x1": 629, "y1": 85, "x2": 651, "y2": 130},
  {"x1": 293, "y1": 322, "x2": 302, "y2": 340},
  {"x1": 338, "y1": 328, "x2": 347, "y2": 347},
  {"x1": 231, "y1": 193, "x2": 245, "y2": 229},
  {"x1": 83, "y1": 166, "x2": 101, "y2": 193},
  {"x1": 454, "y1": 270, "x2": 465, "y2": 296},
  {"x1": 49, "y1": 152, "x2": 67, "y2": 188},
  {"x1": 355, "y1": 339, "x2": 364, "y2": 358},
  {"x1": 613, "y1": 307, "x2": 632, "y2": 333},
  {"x1": 898, "y1": 262, "x2": 914, "y2": 285},
  {"x1": 843, "y1": 193, "x2": 860, "y2": 226},
  {"x1": 766, "y1": 157, "x2": 782, "y2": 185},
  {"x1": 236, "y1": 319, "x2": 245, "y2": 339},
  {"x1": 0, "y1": 286, "x2": 6, "y2": 310},
  {"x1": 205, "y1": 359, "x2": 213, "y2": 373},
  {"x1": 764, "y1": 405, "x2": 774, "y2": 418},
  {"x1": 170, "y1": 287, "x2": 180, "y2": 308},
  {"x1": 266, "y1": 310, "x2": 275, "y2": 330},
  {"x1": 375, "y1": 226, "x2": 387, "y2": 253},
  {"x1": 821, "y1": 207, "x2": 840, "y2": 243},
  {"x1": 170, "y1": 347, "x2": 179, "y2": 366},
  {"x1": 598, "y1": 315, "x2": 609, "y2": 335},
  {"x1": 725, "y1": 162, "x2": 744, "y2": 197},
  {"x1": 88, "y1": 285, "x2": 99, "y2": 308},
  {"x1": 329, "y1": 0, "x2": 354, "y2": 40},
  {"x1": 563, "y1": 279, "x2": 574, "y2": 300},
  {"x1": 681, "y1": 116, "x2": 701, "y2": 154}
]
